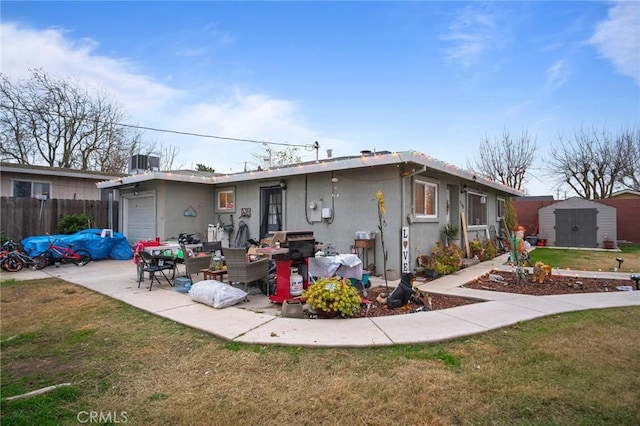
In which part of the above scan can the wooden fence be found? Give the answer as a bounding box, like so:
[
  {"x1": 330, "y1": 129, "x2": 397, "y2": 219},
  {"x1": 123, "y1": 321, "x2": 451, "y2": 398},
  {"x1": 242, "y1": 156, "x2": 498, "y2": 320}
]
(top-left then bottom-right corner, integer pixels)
[{"x1": 0, "y1": 197, "x2": 119, "y2": 242}]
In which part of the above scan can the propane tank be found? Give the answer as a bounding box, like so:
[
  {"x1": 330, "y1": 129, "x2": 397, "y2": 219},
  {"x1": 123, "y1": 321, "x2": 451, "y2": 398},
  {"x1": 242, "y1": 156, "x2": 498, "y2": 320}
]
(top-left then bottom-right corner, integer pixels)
[{"x1": 290, "y1": 267, "x2": 303, "y2": 297}]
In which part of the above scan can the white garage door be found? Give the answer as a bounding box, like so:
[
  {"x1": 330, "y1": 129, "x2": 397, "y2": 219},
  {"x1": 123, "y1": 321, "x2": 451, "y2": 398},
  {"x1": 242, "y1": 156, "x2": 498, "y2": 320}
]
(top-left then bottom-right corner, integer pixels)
[{"x1": 124, "y1": 194, "x2": 155, "y2": 245}]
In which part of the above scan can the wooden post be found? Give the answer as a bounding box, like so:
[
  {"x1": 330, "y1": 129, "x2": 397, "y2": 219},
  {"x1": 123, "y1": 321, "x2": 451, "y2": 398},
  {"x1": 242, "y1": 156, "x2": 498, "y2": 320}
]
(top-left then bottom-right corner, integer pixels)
[{"x1": 460, "y1": 211, "x2": 470, "y2": 258}]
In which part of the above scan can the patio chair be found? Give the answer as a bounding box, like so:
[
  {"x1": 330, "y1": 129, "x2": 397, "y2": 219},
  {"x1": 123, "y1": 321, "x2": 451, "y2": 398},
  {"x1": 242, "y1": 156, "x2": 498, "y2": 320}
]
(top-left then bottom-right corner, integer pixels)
[
  {"x1": 201, "y1": 241, "x2": 222, "y2": 254},
  {"x1": 180, "y1": 244, "x2": 212, "y2": 282},
  {"x1": 223, "y1": 247, "x2": 270, "y2": 292},
  {"x1": 137, "y1": 250, "x2": 175, "y2": 291}
]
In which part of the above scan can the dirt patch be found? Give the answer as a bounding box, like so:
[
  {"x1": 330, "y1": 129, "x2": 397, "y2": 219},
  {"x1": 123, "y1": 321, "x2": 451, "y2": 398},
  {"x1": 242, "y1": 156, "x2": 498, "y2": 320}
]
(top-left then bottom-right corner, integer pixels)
[
  {"x1": 7, "y1": 357, "x2": 83, "y2": 384},
  {"x1": 350, "y1": 271, "x2": 636, "y2": 318}
]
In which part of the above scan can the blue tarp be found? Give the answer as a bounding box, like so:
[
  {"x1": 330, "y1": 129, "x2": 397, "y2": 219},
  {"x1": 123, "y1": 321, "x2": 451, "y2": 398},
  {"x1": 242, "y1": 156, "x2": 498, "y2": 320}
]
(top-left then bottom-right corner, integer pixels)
[{"x1": 21, "y1": 229, "x2": 134, "y2": 261}]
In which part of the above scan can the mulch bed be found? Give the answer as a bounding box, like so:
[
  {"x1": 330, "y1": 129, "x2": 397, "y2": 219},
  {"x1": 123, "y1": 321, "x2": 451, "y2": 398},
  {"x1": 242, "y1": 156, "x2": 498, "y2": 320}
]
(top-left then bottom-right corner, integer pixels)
[
  {"x1": 350, "y1": 270, "x2": 637, "y2": 318},
  {"x1": 463, "y1": 270, "x2": 637, "y2": 295},
  {"x1": 352, "y1": 286, "x2": 480, "y2": 318}
]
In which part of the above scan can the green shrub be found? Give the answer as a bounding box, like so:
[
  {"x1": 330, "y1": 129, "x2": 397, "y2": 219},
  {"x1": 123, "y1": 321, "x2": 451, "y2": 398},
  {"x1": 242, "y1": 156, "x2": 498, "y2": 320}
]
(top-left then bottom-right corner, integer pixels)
[
  {"x1": 470, "y1": 238, "x2": 498, "y2": 261},
  {"x1": 58, "y1": 213, "x2": 93, "y2": 234},
  {"x1": 426, "y1": 242, "x2": 463, "y2": 275},
  {"x1": 483, "y1": 238, "x2": 497, "y2": 259},
  {"x1": 504, "y1": 199, "x2": 518, "y2": 236},
  {"x1": 470, "y1": 238, "x2": 483, "y2": 258}
]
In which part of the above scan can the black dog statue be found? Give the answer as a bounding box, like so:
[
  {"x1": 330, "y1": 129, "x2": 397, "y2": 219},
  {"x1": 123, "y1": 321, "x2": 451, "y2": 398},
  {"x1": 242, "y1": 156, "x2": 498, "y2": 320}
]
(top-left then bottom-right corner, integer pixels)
[{"x1": 387, "y1": 272, "x2": 416, "y2": 309}]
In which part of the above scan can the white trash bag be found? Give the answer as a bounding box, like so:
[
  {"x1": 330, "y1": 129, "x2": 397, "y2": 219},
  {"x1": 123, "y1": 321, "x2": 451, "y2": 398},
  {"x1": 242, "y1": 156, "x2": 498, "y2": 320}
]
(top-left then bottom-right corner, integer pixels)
[{"x1": 189, "y1": 280, "x2": 247, "y2": 309}]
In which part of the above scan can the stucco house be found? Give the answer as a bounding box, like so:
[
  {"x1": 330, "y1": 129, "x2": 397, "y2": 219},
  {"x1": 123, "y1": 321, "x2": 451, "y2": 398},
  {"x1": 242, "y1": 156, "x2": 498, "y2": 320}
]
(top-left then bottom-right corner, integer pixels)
[
  {"x1": 0, "y1": 162, "x2": 124, "y2": 201},
  {"x1": 0, "y1": 162, "x2": 127, "y2": 239},
  {"x1": 97, "y1": 150, "x2": 521, "y2": 274}
]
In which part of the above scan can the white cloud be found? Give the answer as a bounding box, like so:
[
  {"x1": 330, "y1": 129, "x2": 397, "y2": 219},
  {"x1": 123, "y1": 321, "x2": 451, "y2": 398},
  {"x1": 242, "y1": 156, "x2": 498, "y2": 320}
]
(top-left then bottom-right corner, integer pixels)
[
  {"x1": 442, "y1": 5, "x2": 497, "y2": 68},
  {"x1": 0, "y1": 22, "x2": 180, "y2": 116},
  {"x1": 0, "y1": 22, "x2": 332, "y2": 172},
  {"x1": 165, "y1": 93, "x2": 322, "y2": 171},
  {"x1": 589, "y1": 1, "x2": 640, "y2": 85},
  {"x1": 546, "y1": 60, "x2": 569, "y2": 89}
]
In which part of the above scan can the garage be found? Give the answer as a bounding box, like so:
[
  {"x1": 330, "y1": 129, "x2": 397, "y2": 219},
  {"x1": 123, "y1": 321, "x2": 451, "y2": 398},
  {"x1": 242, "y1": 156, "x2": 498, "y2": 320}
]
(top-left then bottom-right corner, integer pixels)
[
  {"x1": 123, "y1": 192, "x2": 156, "y2": 245},
  {"x1": 538, "y1": 197, "x2": 617, "y2": 248}
]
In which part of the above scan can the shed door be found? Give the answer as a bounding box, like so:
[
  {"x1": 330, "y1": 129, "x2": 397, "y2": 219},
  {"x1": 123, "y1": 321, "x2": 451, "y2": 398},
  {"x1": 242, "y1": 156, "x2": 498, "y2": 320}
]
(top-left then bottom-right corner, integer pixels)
[
  {"x1": 124, "y1": 194, "x2": 155, "y2": 245},
  {"x1": 555, "y1": 208, "x2": 597, "y2": 248}
]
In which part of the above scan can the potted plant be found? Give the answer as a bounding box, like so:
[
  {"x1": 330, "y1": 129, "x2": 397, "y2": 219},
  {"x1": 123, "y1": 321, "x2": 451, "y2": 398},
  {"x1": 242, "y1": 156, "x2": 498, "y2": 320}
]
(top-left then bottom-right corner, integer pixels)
[
  {"x1": 442, "y1": 223, "x2": 460, "y2": 246},
  {"x1": 301, "y1": 277, "x2": 362, "y2": 318},
  {"x1": 603, "y1": 235, "x2": 615, "y2": 249}
]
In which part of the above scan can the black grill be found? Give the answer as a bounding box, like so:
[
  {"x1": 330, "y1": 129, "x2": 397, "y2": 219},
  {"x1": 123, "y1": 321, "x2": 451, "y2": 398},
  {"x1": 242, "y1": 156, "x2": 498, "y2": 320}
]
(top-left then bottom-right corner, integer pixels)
[{"x1": 276, "y1": 231, "x2": 315, "y2": 260}]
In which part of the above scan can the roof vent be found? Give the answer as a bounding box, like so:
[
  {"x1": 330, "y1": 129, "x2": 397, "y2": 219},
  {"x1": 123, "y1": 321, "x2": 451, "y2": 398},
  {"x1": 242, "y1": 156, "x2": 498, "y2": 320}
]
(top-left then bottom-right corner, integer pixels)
[
  {"x1": 360, "y1": 150, "x2": 373, "y2": 156},
  {"x1": 326, "y1": 149, "x2": 333, "y2": 158}
]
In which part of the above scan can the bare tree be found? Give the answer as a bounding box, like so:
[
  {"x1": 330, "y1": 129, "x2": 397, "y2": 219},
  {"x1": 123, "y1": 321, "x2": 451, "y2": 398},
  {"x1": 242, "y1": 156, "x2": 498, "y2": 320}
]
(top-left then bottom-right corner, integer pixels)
[
  {"x1": 157, "y1": 144, "x2": 182, "y2": 171},
  {"x1": 250, "y1": 142, "x2": 301, "y2": 170},
  {"x1": 137, "y1": 138, "x2": 182, "y2": 171},
  {"x1": 93, "y1": 129, "x2": 144, "y2": 173},
  {"x1": 0, "y1": 69, "x2": 178, "y2": 173},
  {"x1": 547, "y1": 126, "x2": 635, "y2": 199},
  {"x1": 467, "y1": 129, "x2": 537, "y2": 191},
  {"x1": 0, "y1": 73, "x2": 38, "y2": 163},
  {"x1": 618, "y1": 127, "x2": 640, "y2": 191}
]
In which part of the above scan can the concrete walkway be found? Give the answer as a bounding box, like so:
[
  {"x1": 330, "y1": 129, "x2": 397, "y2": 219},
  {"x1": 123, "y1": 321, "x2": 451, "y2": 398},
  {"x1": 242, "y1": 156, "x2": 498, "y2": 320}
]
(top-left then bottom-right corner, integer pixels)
[{"x1": 3, "y1": 253, "x2": 639, "y2": 348}]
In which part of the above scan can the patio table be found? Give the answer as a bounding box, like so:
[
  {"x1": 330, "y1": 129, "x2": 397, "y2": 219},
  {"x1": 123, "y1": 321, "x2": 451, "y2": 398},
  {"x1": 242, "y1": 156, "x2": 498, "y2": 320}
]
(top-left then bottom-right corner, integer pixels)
[{"x1": 200, "y1": 267, "x2": 228, "y2": 282}]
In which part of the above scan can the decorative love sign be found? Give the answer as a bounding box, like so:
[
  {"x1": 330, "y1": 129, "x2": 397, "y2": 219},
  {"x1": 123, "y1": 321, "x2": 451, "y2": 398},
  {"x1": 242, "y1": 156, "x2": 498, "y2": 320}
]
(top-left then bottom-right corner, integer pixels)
[{"x1": 401, "y1": 226, "x2": 410, "y2": 273}]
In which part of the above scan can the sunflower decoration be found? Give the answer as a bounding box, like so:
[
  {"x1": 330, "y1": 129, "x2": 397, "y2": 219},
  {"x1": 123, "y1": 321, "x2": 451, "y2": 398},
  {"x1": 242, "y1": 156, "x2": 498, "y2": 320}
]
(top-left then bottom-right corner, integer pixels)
[{"x1": 376, "y1": 190, "x2": 386, "y2": 216}]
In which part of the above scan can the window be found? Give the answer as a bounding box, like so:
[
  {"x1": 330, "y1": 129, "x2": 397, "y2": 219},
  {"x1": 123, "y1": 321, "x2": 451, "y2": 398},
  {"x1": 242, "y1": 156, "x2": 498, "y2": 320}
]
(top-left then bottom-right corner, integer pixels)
[
  {"x1": 497, "y1": 197, "x2": 506, "y2": 220},
  {"x1": 216, "y1": 188, "x2": 235, "y2": 211},
  {"x1": 414, "y1": 179, "x2": 438, "y2": 218},
  {"x1": 12, "y1": 180, "x2": 50, "y2": 199},
  {"x1": 467, "y1": 192, "x2": 487, "y2": 226}
]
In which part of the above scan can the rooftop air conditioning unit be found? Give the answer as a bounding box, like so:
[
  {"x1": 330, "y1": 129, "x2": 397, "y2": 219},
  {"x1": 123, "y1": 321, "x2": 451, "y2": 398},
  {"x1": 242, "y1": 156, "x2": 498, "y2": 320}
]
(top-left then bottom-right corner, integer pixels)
[
  {"x1": 148, "y1": 156, "x2": 160, "y2": 171},
  {"x1": 129, "y1": 154, "x2": 148, "y2": 173},
  {"x1": 129, "y1": 154, "x2": 161, "y2": 173}
]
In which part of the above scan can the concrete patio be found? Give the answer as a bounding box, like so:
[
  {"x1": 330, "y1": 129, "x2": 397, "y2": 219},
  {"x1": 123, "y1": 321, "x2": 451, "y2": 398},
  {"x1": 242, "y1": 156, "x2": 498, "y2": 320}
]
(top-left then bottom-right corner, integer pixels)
[{"x1": 3, "y1": 253, "x2": 638, "y2": 348}]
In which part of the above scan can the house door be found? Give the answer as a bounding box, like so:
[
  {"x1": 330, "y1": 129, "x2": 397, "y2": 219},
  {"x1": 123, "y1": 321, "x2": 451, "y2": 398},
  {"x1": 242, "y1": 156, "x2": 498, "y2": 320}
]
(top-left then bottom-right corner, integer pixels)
[
  {"x1": 259, "y1": 186, "x2": 283, "y2": 239},
  {"x1": 555, "y1": 208, "x2": 597, "y2": 248},
  {"x1": 123, "y1": 193, "x2": 156, "y2": 245}
]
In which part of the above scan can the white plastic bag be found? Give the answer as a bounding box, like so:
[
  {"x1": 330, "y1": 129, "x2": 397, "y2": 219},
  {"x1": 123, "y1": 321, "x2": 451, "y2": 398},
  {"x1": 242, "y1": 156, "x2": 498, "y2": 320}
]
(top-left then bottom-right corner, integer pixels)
[{"x1": 189, "y1": 280, "x2": 247, "y2": 309}]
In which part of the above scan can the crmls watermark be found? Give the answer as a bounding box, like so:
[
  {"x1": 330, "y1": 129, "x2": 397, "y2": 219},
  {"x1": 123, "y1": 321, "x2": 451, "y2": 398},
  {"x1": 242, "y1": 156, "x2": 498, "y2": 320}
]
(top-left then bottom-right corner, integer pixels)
[{"x1": 77, "y1": 411, "x2": 128, "y2": 423}]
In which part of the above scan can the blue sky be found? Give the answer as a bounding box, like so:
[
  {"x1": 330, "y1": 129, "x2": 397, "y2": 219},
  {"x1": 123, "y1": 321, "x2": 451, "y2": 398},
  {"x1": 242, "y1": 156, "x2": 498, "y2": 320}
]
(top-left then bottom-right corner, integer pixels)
[{"x1": 2, "y1": 1, "x2": 639, "y2": 196}]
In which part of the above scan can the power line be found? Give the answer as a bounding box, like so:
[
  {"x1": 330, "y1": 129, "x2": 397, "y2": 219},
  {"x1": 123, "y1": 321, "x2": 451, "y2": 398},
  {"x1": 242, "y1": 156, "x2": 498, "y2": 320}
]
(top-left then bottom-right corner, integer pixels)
[
  {"x1": 0, "y1": 103, "x2": 313, "y2": 149},
  {"x1": 115, "y1": 122, "x2": 310, "y2": 148}
]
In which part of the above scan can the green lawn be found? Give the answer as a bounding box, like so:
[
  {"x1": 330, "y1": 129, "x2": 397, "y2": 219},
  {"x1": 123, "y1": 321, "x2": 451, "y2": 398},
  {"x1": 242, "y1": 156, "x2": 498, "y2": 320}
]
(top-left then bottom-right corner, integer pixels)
[
  {"x1": 529, "y1": 243, "x2": 640, "y2": 272},
  {"x1": 2, "y1": 277, "x2": 639, "y2": 425}
]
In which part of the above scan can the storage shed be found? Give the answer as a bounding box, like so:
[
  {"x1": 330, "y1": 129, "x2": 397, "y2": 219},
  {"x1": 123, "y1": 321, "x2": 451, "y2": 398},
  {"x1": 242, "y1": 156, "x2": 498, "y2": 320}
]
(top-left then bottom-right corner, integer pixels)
[{"x1": 538, "y1": 197, "x2": 617, "y2": 248}]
